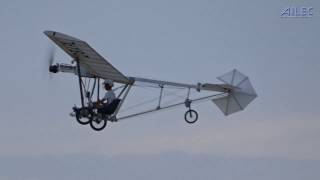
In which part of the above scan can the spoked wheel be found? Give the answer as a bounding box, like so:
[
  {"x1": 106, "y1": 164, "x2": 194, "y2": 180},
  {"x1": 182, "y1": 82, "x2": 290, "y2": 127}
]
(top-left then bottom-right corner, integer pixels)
[
  {"x1": 184, "y1": 109, "x2": 198, "y2": 124},
  {"x1": 75, "y1": 108, "x2": 91, "y2": 125},
  {"x1": 90, "y1": 115, "x2": 107, "y2": 131}
]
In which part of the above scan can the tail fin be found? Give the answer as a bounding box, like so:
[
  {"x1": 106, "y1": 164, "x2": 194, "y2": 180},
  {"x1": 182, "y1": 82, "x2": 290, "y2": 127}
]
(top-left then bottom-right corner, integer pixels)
[{"x1": 211, "y1": 69, "x2": 257, "y2": 116}]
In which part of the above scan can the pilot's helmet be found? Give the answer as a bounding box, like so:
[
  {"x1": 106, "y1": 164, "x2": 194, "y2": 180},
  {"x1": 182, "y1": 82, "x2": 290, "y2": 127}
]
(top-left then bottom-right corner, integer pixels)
[{"x1": 103, "y1": 79, "x2": 114, "y2": 87}]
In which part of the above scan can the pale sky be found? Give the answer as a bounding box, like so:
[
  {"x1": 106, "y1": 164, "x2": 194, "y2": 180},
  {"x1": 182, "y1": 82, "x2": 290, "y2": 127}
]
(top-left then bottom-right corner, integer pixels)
[{"x1": 0, "y1": 0, "x2": 319, "y2": 179}]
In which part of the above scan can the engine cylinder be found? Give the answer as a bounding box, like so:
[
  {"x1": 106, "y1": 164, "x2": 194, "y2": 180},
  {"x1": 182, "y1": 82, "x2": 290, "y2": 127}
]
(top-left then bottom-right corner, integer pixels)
[{"x1": 49, "y1": 65, "x2": 58, "y2": 73}]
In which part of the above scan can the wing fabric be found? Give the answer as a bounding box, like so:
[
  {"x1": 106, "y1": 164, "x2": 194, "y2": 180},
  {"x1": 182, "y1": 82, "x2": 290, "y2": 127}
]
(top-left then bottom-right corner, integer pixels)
[{"x1": 44, "y1": 31, "x2": 130, "y2": 84}]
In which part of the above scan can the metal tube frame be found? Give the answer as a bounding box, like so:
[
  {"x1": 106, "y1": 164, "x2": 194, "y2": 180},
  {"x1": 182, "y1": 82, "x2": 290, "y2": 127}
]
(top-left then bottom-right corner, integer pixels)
[
  {"x1": 112, "y1": 84, "x2": 132, "y2": 119},
  {"x1": 131, "y1": 76, "x2": 198, "y2": 89},
  {"x1": 76, "y1": 59, "x2": 85, "y2": 108},
  {"x1": 185, "y1": 88, "x2": 192, "y2": 109},
  {"x1": 117, "y1": 92, "x2": 227, "y2": 121},
  {"x1": 157, "y1": 85, "x2": 164, "y2": 110},
  {"x1": 90, "y1": 78, "x2": 96, "y2": 100},
  {"x1": 97, "y1": 78, "x2": 100, "y2": 101},
  {"x1": 117, "y1": 84, "x2": 129, "y2": 98}
]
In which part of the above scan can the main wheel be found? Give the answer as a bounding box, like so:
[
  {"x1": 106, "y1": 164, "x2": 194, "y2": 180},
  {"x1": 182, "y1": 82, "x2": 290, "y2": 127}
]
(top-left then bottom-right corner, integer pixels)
[
  {"x1": 75, "y1": 108, "x2": 91, "y2": 125},
  {"x1": 184, "y1": 109, "x2": 198, "y2": 124},
  {"x1": 90, "y1": 116, "x2": 107, "y2": 131}
]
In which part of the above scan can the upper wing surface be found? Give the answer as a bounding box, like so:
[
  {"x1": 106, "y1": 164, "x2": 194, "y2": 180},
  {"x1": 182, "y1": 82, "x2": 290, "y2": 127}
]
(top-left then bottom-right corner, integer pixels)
[{"x1": 44, "y1": 31, "x2": 130, "y2": 84}]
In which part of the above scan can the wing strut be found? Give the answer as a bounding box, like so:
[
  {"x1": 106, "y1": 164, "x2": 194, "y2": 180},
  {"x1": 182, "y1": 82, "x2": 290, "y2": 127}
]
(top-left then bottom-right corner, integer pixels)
[
  {"x1": 76, "y1": 59, "x2": 85, "y2": 107},
  {"x1": 97, "y1": 78, "x2": 100, "y2": 101}
]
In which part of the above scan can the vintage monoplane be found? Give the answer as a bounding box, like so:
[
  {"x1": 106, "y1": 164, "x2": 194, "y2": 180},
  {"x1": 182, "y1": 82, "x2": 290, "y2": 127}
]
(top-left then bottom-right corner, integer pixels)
[{"x1": 44, "y1": 31, "x2": 257, "y2": 131}]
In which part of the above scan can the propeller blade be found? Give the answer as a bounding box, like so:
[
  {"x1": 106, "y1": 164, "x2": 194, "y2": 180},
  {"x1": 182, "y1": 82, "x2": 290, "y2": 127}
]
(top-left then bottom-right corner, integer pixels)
[
  {"x1": 44, "y1": 44, "x2": 56, "y2": 79},
  {"x1": 46, "y1": 45, "x2": 55, "y2": 67}
]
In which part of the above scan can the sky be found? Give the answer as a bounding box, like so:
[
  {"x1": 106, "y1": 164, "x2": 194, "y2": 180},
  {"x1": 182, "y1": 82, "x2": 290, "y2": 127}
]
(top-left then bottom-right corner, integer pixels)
[{"x1": 0, "y1": 0, "x2": 320, "y2": 179}]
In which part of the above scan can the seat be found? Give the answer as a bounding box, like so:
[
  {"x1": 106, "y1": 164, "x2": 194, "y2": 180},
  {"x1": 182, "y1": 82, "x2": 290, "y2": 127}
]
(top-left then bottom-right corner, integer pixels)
[{"x1": 103, "y1": 99, "x2": 121, "y2": 115}]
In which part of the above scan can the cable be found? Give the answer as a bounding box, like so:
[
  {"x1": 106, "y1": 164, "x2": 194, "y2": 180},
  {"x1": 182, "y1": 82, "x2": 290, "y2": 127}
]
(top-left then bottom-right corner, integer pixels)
[{"x1": 119, "y1": 87, "x2": 188, "y2": 113}]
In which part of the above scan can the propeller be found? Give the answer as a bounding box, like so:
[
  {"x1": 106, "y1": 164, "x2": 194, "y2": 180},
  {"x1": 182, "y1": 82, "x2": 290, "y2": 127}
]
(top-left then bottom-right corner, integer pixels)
[
  {"x1": 45, "y1": 45, "x2": 58, "y2": 76},
  {"x1": 46, "y1": 44, "x2": 55, "y2": 67}
]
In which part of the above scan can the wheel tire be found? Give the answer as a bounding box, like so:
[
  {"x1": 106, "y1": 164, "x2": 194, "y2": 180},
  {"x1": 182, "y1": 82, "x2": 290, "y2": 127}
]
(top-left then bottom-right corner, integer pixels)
[
  {"x1": 90, "y1": 117, "x2": 107, "y2": 131},
  {"x1": 184, "y1": 109, "x2": 198, "y2": 124},
  {"x1": 75, "y1": 110, "x2": 91, "y2": 125}
]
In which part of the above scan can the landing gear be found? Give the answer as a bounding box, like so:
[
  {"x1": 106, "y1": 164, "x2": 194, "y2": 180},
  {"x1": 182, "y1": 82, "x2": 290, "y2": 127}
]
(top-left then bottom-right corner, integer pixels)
[
  {"x1": 90, "y1": 115, "x2": 107, "y2": 131},
  {"x1": 71, "y1": 57, "x2": 130, "y2": 132},
  {"x1": 72, "y1": 105, "x2": 118, "y2": 131},
  {"x1": 184, "y1": 109, "x2": 198, "y2": 124},
  {"x1": 184, "y1": 99, "x2": 198, "y2": 124},
  {"x1": 73, "y1": 107, "x2": 91, "y2": 125},
  {"x1": 73, "y1": 106, "x2": 109, "y2": 131}
]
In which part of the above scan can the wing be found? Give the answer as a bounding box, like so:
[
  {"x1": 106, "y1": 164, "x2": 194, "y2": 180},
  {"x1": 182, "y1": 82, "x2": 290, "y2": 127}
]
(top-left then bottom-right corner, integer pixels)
[{"x1": 44, "y1": 31, "x2": 130, "y2": 84}]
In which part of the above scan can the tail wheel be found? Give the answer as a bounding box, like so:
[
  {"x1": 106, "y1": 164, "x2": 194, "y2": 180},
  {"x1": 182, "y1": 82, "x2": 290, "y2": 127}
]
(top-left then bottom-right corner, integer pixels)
[
  {"x1": 90, "y1": 116, "x2": 107, "y2": 131},
  {"x1": 184, "y1": 109, "x2": 198, "y2": 124}
]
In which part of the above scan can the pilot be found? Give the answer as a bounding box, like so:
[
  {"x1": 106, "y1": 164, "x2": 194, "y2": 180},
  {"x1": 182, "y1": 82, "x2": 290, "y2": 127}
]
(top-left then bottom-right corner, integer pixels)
[
  {"x1": 97, "y1": 79, "x2": 117, "y2": 115},
  {"x1": 100, "y1": 79, "x2": 116, "y2": 105}
]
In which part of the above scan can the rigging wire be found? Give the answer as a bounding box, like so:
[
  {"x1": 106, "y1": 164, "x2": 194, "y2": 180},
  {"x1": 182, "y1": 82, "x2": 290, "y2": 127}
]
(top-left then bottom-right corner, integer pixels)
[
  {"x1": 119, "y1": 87, "x2": 189, "y2": 113},
  {"x1": 117, "y1": 92, "x2": 227, "y2": 121},
  {"x1": 87, "y1": 78, "x2": 91, "y2": 91},
  {"x1": 81, "y1": 77, "x2": 87, "y2": 92},
  {"x1": 90, "y1": 78, "x2": 96, "y2": 99}
]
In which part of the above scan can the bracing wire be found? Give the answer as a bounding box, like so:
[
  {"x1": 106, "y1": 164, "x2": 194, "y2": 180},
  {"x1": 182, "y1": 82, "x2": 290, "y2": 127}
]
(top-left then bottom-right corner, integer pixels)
[
  {"x1": 90, "y1": 78, "x2": 96, "y2": 99},
  {"x1": 81, "y1": 77, "x2": 87, "y2": 92},
  {"x1": 119, "y1": 86, "x2": 189, "y2": 113},
  {"x1": 87, "y1": 78, "x2": 91, "y2": 91}
]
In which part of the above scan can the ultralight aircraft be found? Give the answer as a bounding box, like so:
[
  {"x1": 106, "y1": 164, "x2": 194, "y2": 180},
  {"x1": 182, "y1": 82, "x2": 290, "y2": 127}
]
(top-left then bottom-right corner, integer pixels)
[{"x1": 44, "y1": 31, "x2": 257, "y2": 131}]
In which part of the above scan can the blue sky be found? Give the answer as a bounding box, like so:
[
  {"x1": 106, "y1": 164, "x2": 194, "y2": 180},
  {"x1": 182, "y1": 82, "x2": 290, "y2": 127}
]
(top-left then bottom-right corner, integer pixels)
[{"x1": 0, "y1": 0, "x2": 319, "y2": 179}]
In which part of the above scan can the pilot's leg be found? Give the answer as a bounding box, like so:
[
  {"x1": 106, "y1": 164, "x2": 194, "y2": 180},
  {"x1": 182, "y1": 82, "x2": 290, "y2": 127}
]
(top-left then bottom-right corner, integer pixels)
[{"x1": 98, "y1": 104, "x2": 109, "y2": 115}]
